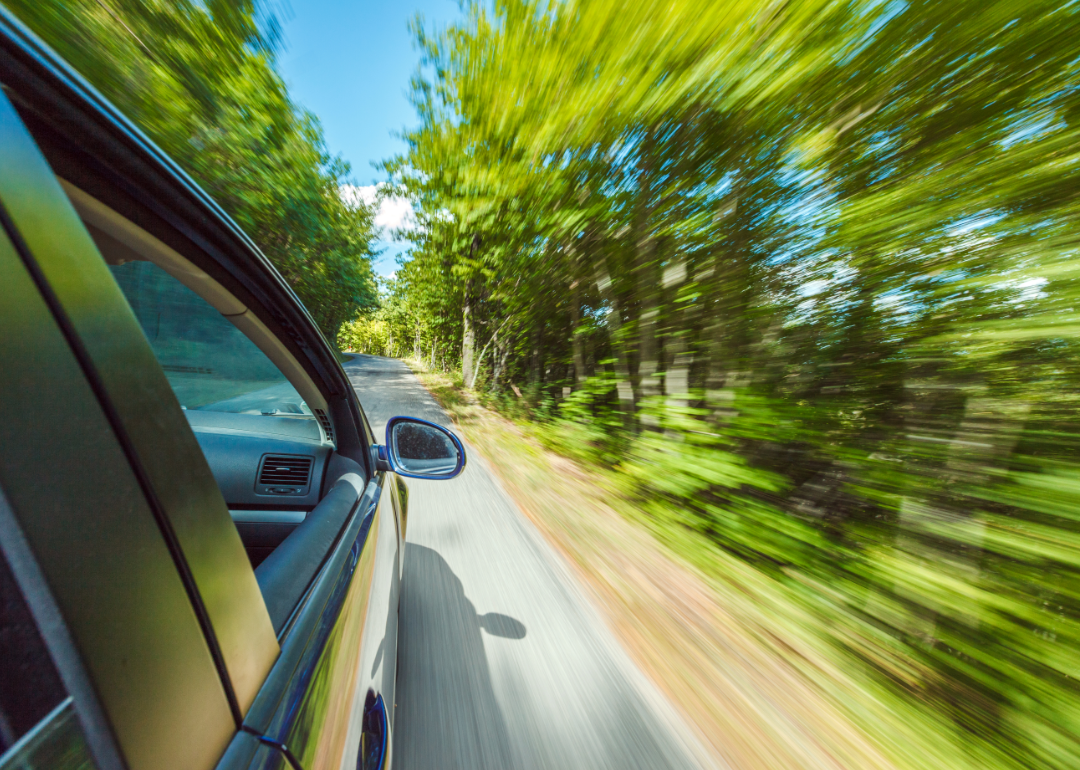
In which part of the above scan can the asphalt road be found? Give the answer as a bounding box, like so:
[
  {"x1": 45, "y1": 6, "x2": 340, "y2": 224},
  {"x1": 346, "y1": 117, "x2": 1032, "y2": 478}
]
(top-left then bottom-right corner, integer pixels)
[{"x1": 343, "y1": 355, "x2": 713, "y2": 770}]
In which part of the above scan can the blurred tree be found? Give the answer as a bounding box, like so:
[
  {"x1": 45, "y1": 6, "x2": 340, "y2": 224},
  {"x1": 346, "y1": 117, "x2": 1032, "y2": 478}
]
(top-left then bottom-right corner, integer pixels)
[
  {"x1": 5, "y1": 0, "x2": 378, "y2": 341},
  {"x1": 381, "y1": 1, "x2": 1080, "y2": 767}
]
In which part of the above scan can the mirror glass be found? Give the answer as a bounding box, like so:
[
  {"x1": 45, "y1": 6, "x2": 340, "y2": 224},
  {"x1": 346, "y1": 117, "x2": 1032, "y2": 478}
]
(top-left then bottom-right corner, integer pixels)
[{"x1": 390, "y1": 421, "x2": 461, "y2": 476}]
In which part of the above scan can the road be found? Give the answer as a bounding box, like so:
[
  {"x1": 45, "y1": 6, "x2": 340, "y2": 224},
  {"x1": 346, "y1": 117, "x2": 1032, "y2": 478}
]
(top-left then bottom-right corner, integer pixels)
[{"x1": 343, "y1": 354, "x2": 713, "y2": 770}]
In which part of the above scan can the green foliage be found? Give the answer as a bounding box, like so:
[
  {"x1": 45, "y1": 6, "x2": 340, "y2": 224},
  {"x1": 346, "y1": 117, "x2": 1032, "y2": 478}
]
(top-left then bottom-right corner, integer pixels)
[
  {"x1": 338, "y1": 315, "x2": 392, "y2": 356},
  {"x1": 534, "y1": 368, "x2": 626, "y2": 465},
  {"x1": 339, "y1": 274, "x2": 435, "y2": 358},
  {"x1": 6, "y1": 0, "x2": 378, "y2": 340},
  {"x1": 383, "y1": 1, "x2": 1080, "y2": 766}
]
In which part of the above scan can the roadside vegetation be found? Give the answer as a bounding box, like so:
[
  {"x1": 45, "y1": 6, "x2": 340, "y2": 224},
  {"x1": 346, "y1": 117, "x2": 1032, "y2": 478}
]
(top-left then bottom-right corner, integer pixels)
[
  {"x1": 404, "y1": 359, "x2": 911, "y2": 770},
  {"x1": 351, "y1": 2, "x2": 1080, "y2": 768},
  {"x1": 6, "y1": 0, "x2": 379, "y2": 341}
]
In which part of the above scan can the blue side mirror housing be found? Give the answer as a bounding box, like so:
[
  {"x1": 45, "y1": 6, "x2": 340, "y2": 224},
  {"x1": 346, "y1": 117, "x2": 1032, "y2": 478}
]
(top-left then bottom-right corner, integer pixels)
[{"x1": 375, "y1": 416, "x2": 466, "y2": 480}]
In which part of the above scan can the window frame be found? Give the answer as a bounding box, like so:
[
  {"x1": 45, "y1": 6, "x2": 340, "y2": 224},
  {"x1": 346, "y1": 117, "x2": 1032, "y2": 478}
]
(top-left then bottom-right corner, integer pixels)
[{"x1": 72, "y1": 185, "x2": 333, "y2": 439}]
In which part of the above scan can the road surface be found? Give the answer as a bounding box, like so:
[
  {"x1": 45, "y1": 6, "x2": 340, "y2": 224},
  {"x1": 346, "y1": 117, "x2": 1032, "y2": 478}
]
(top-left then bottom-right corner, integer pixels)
[{"x1": 343, "y1": 355, "x2": 713, "y2": 770}]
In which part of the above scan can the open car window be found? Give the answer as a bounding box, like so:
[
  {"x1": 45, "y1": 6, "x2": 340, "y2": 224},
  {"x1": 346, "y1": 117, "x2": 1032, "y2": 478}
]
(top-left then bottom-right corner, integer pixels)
[
  {"x1": 110, "y1": 260, "x2": 312, "y2": 420},
  {"x1": 62, "y1": 178, "x2": 336, "y2": 448}
]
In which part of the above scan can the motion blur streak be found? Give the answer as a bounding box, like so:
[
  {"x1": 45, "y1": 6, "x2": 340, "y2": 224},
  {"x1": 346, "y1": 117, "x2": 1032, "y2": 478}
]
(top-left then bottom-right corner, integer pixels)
[{"x1": 349, "y1": 2, "x2": 1080, "y2": 769}]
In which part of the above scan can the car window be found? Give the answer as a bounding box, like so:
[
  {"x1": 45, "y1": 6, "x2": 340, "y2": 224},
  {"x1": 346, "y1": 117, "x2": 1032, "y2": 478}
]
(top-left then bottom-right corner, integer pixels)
[
  {"x1": 0, "y1": 701, "x2": 94, "y2": 770},
  {"x1": 0, "y1": 552, "x2": 95, "y2": 769},
  {"x1": 110, "y1": 260, "x2": 312, "y2": 419}
]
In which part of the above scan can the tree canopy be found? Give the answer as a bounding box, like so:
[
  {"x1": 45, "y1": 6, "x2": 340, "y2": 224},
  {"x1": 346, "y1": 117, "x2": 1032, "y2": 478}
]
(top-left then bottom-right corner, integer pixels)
[
  {"x1": 7, "y1": 0, "x2": 379, "y2": 340},
  {"x1": 376, "y1": 2, "x2": 1080, "y2": 767}
]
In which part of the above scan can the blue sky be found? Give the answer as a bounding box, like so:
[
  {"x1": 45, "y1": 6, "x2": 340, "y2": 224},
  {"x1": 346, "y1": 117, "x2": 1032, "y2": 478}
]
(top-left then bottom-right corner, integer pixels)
[{"x1": 276, "y1": 0, "x2": 463, "y2": 275}]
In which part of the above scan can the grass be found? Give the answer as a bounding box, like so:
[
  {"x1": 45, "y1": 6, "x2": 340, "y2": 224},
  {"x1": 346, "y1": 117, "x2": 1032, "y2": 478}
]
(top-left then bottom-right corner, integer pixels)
[{"x1": 403, "y1": 359, "x2": 984, "y2": 770}]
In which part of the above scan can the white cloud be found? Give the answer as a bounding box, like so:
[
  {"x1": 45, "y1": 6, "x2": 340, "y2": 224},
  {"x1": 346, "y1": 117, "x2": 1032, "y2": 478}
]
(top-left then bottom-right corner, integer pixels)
[
  {"x1": 340, "y1": 184, "x2": 417, "y2": 234},
  {"x1": 375, "y1": 195, "x2": 416, "y2": 232},
  {"x1": 339, "y1": 183, "x2": 375, "y2": 208}
]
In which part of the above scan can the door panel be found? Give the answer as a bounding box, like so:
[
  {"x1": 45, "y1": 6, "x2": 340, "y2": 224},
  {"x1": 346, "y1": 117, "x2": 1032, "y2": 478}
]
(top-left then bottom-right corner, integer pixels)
[
  {"x1": 227, "y1": 472, "x2": 401, "y2": 770},
  {"x1": 351, "y1": 471, "x2": 402, "y2": 764}
]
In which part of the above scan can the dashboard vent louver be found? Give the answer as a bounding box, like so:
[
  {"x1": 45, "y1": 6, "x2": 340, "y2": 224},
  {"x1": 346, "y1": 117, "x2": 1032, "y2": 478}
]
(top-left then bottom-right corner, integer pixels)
[
  {"x1": 257, "y1": 455, "x2": 313, "y2": 487},
  {"x1": 314, "y1": 408, "x2": 334, "y2": 443}
]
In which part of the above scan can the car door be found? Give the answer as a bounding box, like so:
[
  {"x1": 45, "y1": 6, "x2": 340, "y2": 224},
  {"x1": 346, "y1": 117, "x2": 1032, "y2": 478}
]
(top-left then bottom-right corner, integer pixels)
[
  {"x1": 232, "y1": 471, "x2": 402, "y2": 770},
  {"x1": 0, "y1": 96, "x2": 235, "y2": 770},
  {"x1": 0, "y1": 22, "x2": 406, "y2": 769}
]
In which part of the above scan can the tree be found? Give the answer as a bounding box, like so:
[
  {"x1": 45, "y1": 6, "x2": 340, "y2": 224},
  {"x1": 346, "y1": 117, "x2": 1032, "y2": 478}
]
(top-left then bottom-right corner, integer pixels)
[
  {"x1": 386, "y1": 2, "x2": 1080, "y2": 767},
  {"x1": 7, "y1": 0, "x2": 379, "y2": 341}
]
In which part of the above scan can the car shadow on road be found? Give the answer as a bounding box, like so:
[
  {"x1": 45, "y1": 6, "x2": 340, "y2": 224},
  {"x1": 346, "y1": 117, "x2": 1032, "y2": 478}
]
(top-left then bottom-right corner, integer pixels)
[{"x1": 393, "y1": 543, "x2": 524, "y2": 770}]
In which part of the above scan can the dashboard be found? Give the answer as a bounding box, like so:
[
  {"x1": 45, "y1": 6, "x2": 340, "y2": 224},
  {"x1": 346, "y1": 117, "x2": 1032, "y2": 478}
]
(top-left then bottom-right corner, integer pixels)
[{"x1": 185, "y1": 410, "x2": 335, "y2": 565}]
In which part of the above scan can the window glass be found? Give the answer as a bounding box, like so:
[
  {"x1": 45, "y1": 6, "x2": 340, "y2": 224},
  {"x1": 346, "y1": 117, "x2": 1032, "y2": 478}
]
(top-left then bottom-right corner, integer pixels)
[
  {"x1": 0, "y1": 549, "x2": 64, "y2": 749},
  {"x1": 0, "y1": 554, "x2": 95, "y2": 769},
  {"x1": 109, "y1": 261, "x2": 312, "y2": 418},
  {"x1": 0, "y1": 700, "x2": 95, "y2": 770}
]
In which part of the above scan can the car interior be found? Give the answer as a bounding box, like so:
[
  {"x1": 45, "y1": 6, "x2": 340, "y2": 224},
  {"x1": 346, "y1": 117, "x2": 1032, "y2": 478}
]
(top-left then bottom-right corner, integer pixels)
[{"x1": 61, "y1": 180, "x2": 367, "y2": 631}]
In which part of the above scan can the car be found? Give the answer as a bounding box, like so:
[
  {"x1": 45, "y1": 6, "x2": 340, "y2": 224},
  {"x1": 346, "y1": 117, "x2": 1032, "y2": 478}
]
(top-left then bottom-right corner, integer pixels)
[{"x1": 0, "y1": 8, "x2": 465, "y2": 770}]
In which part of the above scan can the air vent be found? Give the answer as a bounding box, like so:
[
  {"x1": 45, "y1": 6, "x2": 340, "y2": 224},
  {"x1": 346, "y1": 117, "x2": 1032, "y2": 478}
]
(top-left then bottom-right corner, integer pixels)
[
  {"x1": 314, "y1": 408, "x2": 334, "y2": 444},
  {"x1": 255, "y1": 454, "x2": 313, "y2": 496}
]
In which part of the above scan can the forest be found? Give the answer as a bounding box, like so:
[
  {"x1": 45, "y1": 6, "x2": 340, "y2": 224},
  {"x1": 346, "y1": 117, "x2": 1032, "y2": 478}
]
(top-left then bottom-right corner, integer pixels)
[
  {"x1": 340, "y1": 1, "x2": 1080, "y2": 767},
  {"x1": 6, "y1": 0, "x2": 379, "y2": 341}
]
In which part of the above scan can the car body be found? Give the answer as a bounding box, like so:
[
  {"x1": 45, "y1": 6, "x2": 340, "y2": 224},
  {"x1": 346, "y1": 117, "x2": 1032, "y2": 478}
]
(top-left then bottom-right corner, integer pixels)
[{"x1": 0, "y1": 9, "x2": 463, "y2": 770}]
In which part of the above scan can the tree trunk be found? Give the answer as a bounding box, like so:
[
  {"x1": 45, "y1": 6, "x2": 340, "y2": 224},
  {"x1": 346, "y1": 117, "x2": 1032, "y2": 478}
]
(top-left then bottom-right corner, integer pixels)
[
  {"x1": 570, "y1": 278, "x2": 586, "y2": 387},
  {"x1": 471, "y1": 318, "x2": 507, "y2": 388},
  {"x1": 636, "y1": 129, "x2": 662, "y2": 408},
  {"x1": 665, "y1": 258, "x2": 692, "y2": 407},
  {"x1": 637, "y1": 275, "x2": 661, "y2": 401},
  {"x1": 891, "y1": 386, "x2": 1030, "y2": 646},
  {"x1": 493, "y1": 329, "x2": 510, "y2": 388},
  {"x1": 462, "y1": 234, "x2": 480, "y2": 387},
  {"x1": 530, "y1": 321, "x2": 544, "y2": 386},
  {"x1": 462, "y1": 294, "x2": 476, "y2": 386},
  {"x1": 594, "y1": 259, "x2": 636, "y2": 429},
  {"x1": 703, "y1": 186, "x2": 748, "y2": 398}
]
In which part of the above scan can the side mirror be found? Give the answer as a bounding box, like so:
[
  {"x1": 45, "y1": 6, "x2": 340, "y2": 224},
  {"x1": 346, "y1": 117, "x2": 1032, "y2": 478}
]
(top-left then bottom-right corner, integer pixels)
[{"x1": 378, "y1": 416, "x2": 466, "y2": 480}]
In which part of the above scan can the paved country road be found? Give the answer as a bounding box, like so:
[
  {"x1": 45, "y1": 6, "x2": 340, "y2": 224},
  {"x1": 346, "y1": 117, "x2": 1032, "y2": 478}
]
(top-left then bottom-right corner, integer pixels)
[{"x1": 343, "y1": 355, "x2": 714, "y2": 770}]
